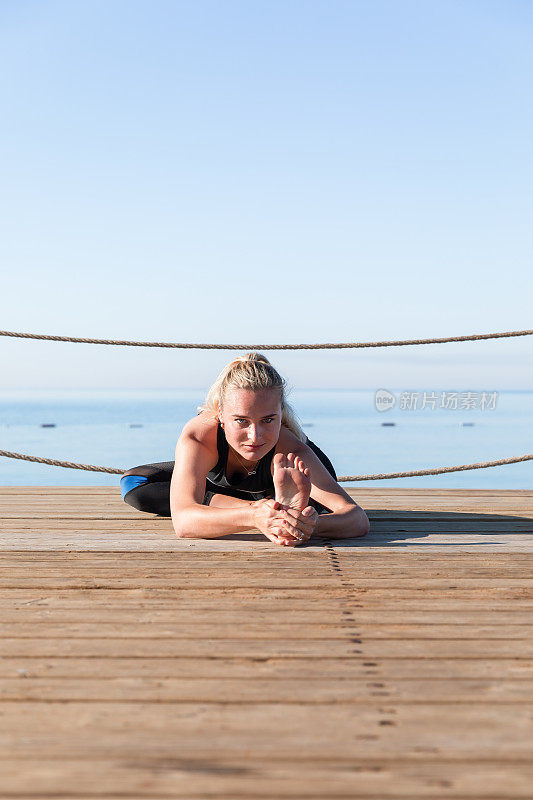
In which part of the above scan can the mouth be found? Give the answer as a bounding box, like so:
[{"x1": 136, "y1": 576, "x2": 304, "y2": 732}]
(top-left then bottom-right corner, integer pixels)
[{"x1": 245, "y1": 445, "x2": 263, "y2": 451}]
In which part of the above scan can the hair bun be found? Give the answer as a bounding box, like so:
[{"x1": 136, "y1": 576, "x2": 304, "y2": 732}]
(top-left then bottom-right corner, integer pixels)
[
  {"x1": 228, "y1": 356, "x2": 247, "y2": 368},
  {"x1": 229, "y1": 352, "x2": 271, "y2": 368}
]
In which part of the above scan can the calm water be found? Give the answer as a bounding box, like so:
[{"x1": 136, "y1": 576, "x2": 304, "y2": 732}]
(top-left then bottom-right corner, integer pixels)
[{"x1": 0, "y1": 389, "x2": 531, "y2": 489}]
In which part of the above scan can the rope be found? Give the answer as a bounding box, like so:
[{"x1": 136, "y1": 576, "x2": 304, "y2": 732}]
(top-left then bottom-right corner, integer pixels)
[
  {"x1": 0, "y1": 328, "x2": 532, "y2": 350},
  {"x1": 1, "y1": 448, "x2": 531, "y2": 481},
  {"x1": 0, "y1": 450, "x2": 122, "y2": 475},
  {"x1": 337, "y1": 453, "x2": 533, "y2": 481}
]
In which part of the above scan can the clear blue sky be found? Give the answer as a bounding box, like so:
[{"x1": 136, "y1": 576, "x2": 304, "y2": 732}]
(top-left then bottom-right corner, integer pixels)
[{"x1": 1, "y1": 0, "x2": 531, "y2": 391}]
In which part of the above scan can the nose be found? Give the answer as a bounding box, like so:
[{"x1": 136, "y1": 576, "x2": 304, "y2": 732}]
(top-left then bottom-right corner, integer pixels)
[{"x1": 247, "y1": 424, "x2": 262, "y2": 443}]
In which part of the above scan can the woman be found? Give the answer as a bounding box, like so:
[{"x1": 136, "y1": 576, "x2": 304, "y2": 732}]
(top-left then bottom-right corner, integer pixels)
[{"x1": 121, "y1": 353, "x2": 369, "y2": 546}]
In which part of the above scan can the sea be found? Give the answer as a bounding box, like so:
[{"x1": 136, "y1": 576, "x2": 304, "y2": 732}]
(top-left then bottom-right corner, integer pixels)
[{"x1": 0, "y1": 389, "x2": 531, "y2": 490}]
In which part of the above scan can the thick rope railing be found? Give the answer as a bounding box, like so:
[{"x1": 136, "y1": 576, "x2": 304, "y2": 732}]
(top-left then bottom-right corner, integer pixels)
[
  {"x1": 0, "y1": 328, "x2": 532, "y2": 349},
  {"x1": 0, "y1": 450, "x2": 122, "y2": 475},
  {"x1": 0, "y1": 448, "x2": 531, "y2": 481}
]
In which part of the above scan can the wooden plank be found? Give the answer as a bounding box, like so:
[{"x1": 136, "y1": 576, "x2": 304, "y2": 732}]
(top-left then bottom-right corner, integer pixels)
[
  {"x1": 1, "y1": 676, "x2": 533, "y2": 703},
  {"x1": 2, "y1": 552, "x2": 533, "y2": 564},
  {"x1": 2, "y1": 587, "x2": 532, "y2": 600},
  {"x1": 2, "y1": 609, "x2": 531, "y2": 624},
  {"x1": 1, "y1": 564, "x2": 532, "y2": 579},
  {"x1": 1, "y1": 703, "x2": 533, "y2": 760},
  {"x1": 0, "y1": 571, "x2": 533, "y2": 596},
  {"x1": 3, "y1": 517, "x2": 533, "y2": 529},
  {"x1": 1, "y1": 657, "x2": 531, "y2": 680},
  {"x1": 3, "y1": 559, "x2": 533, "y2": 576},
  {"x1": 0, "y1": 758, "x2": 532, "y2": 798},
  {"x1": 2, "y1": 520, "x2": 532, "y2": 532},
  {"x1": 1, "y1": 638, "x2": 532, "y2": 658},
  {"x1": 1, "y1": 622, "x2": 531, "y2": 640},
  {"x1": 3, "y1": 592, "x2": 533, "y2": 611},
  {"x1": 2, "y1": 509, "x2": 530, "y2": 520},
  {"x1": 4, "y1": 546, "x2": 533, "y2": 556},
  {"x1": 3, "y1": 543, "x2": 533, "y2": 554}
]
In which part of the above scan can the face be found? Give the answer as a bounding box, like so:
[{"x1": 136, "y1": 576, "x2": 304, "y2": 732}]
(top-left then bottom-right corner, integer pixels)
[{"x1": 219, "y1": 388, "x2": 282, "y2": 461}]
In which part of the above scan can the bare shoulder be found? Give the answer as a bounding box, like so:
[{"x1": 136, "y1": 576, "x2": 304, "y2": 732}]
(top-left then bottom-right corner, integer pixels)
[
  {"x1": 176, "y1": 411, "x2": 219, "y2": 454},
  {"x1": 170, "y1": 411, "x2": 220, "y2": 513},
  {"x1": 275, "y1": 424, "x2": 308, "y2": 455}
]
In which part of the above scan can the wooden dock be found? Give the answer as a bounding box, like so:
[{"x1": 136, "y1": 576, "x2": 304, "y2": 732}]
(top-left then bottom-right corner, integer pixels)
[{"x1": 1, "y1": 486, "x2": 532, "y2": 798}]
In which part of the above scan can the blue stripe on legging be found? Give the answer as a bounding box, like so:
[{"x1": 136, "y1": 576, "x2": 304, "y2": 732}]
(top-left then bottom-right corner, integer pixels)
[{"x1": 120, "y1": 474, "x2": 148, "y2": 499}]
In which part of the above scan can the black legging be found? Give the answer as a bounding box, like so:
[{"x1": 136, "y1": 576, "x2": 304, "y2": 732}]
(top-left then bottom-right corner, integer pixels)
[{"x1": 120, "y1": 441, "x2": 337, "y2": 518}]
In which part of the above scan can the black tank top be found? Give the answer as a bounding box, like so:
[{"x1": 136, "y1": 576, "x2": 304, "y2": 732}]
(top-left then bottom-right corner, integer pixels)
[
  {"x1": 202, "y1": 421, "x2": 337, "y2": 513},
  {"x1": 204, "y1": 422, "x2": 277, "y2": 502}
]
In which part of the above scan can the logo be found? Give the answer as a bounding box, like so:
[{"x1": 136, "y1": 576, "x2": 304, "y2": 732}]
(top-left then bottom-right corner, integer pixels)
[{"x1": 374, "y1": 389, "x2": 396, "y2": 412}]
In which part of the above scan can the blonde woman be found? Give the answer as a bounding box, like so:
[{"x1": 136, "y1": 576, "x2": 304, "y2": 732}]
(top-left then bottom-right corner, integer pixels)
[{"x1": 121, "y1": 353, "x2": 369, "y2": 545}]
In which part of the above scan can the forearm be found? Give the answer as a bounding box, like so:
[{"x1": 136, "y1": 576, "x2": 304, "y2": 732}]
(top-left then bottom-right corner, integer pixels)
[
  {"x1": 172, "y1": 501, "x2": 254, "y2": 539},
  {"x1": 314, "y1": 504, "x2": 370, "y2": 539},
  {"x1": 208, "y1": 493, "x2": 260, "y2": 509}
]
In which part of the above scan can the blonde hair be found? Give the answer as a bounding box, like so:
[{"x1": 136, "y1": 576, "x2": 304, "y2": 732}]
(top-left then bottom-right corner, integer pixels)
[{"x1": 198, "y1": 352, "x2": 307, "y2": 443}]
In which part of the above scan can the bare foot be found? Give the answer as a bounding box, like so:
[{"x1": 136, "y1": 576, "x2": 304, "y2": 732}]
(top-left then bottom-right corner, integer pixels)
[{"x1": 272, "y1": 452, "x2": 311, "y2": 512}]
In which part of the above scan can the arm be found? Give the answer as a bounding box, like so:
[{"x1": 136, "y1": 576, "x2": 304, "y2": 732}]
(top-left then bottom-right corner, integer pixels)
[
  {"x1": 170, "y1": 431, "x2": 255, "y2": 538},
  {"x1": 314, "y1": 503, "x2": 370, "y2": 539},
  {"x1": 287, "y1": 439, "x2": 370, "y2": 540}
]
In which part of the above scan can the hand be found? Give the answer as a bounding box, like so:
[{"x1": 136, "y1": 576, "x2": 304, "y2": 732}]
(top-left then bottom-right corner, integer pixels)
[
  {"x1": 276, "y1": 505, "x2": 319, "y2": 545},
  {"x1": 251, "y1": 498, "x2": 303, "y2": 547}
]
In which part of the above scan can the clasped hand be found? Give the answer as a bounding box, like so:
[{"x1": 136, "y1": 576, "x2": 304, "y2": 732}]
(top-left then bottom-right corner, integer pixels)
[{"x1": 252, "y1": 498, "x2": 318, "y2": 547}]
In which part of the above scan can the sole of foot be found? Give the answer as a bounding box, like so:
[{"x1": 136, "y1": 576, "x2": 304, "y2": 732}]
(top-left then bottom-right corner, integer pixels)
[{"x1": 272, "y1": 452, "x2": 311, "y2": 512}]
